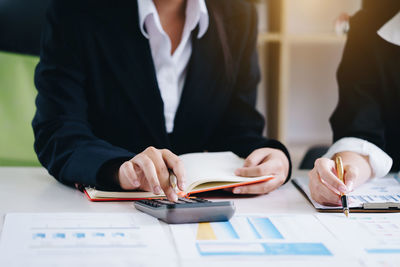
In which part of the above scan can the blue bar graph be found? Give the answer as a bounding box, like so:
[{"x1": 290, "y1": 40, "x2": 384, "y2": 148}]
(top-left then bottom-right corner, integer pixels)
[
  {"x1": 32, "y1": 233, "x2": 46, "y2": 240},
  {"x1": 93, "y1": 232, "x2": 105, "y2": 237},
  {"x1": 213, "y1": 221, "x2": 239, "y2": 239},
  {"x1": 196, "y1": 242, "x2": 265, "y2": 256},
  {"x1": 248, "y1": 217, "x2": 284, "y2": 239},
  {"x1": 112, "y1": 232, "x2": 125, "y2": 238},
  {"x1": 73, "y1": 233, "x2": 85, "y2": 238},
  {"x1": 366, "y1": 249, "x2": 400, "y2": 254},
  {"x1": 53, "y1": 233, "x2": 65, "y2": 239},
  {"x1": 196, "y1": 242, "x2": 332, "y2": 256},
  {"x1": 262, "y1": 243, "x2": 332, "y2": 256}
]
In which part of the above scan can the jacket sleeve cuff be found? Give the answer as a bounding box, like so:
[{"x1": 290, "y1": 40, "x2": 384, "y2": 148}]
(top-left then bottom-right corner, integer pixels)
[
  {"x1": 60, "y1": 143, "x2": 135, "y2": 188},
  {"x1": 323, "y1": 137, "x2": 393, "y2": 178},
  {"x1": 267, "y1": 140, "x2": 292, "y2": 184},
  {"x1": 96, "y1": 157, "x2": 133, "y2": 190},
  {"x1": 250, "y1": 139, "x2": 292, "y2": 184}
]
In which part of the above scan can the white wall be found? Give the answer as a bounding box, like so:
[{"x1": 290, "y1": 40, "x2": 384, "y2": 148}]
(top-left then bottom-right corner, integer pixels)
[
  {"x1": 286, "y1": 43, "x2": 343, "y2": 145},
  {"x1": 286, "y1": 0, "x2": 361, "y2": 34}
]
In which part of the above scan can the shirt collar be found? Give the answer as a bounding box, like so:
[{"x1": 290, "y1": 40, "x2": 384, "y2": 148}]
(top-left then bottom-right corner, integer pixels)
[
  {"x1": 137, "y1": 0, "x2": 209, "y2": 39},
  {"x1": 377, "y1": 11, "x2": 400, "y2": 46}
]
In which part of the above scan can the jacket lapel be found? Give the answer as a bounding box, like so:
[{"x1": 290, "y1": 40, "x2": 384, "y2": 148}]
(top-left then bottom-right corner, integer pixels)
[
  {"x1": 96, "y1": 2, "x2": 170, "y2": 147},
  {"x1": 172, "y1": 13, "x2": 232, "y2": 151}
]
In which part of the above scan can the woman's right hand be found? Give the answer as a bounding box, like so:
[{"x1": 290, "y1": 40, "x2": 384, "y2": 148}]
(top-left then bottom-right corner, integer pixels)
[
  {"x1": 117, "y1": 147, "x2": 186, "y2": 202},
  {"x1": 308, "y1": 151, "x2": 372, "y2": 206}
]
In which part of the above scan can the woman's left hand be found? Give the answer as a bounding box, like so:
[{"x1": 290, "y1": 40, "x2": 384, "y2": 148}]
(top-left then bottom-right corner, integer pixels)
[{"x1": 232, "y1": 148, "x2": 289, "y2": 194}]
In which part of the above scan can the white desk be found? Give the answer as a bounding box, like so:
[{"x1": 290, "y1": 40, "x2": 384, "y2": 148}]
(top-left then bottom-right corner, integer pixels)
[
  {"x1": 0, "y1": 167, "x2": 314, "y2": 233},
  {"x1": 0, "y1": 167, "x2": 314, "y2": 219},
  {"x1": 3, "y1": 168, "x2": 400, "y2": 267}
]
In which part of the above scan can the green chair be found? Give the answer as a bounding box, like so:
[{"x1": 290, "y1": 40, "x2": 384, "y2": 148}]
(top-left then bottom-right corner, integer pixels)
[
  {"x1": 0, "y1": 51, "x2": 40, "y2": 166},
  {"x1": 0, "y1": 0, "x2": 52, "y2": 166}
]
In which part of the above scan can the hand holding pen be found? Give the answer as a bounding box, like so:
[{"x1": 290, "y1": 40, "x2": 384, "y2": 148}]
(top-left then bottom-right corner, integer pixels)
[{"x1": 308, "y1": 151, "x2": 372, "y2": 207}]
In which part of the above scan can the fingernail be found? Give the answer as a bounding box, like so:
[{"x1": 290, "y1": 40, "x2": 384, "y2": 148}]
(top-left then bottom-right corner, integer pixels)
[
  {"x1": 233, "y1": 188, "x2": 241, "y2": 194},
  {"x1": 180, "y1": 181, "x2": 186, "y2": 190},
  {"x1": 172, "y1": 194, "x2": 178, "y2": 202},
  {"x1": 133, "y1": 180, "x2": 140, "y2": 187},
  {"x1": 153, "y1": 185, "x2": 162, "y2": 195},
  {"x1": 234, "y1": 170, "x2": 240, "y2": 175},
  {"x1": 177, "y1": 191, "x2": 186, "y2": 198},
  {"x1": 339, "y1": 186, "x2": 348, "y2": 193},
  {"x1": 347, "y1": 182, "x2": 354, "y2": 191}
]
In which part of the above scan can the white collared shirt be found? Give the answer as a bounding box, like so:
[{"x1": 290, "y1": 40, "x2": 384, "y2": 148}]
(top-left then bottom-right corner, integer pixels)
[
  {"x1": 324, "y1": 11, "x2": 400, "y2": 178},
  {"x1": 378, "y1": 11, "x2": 400, "y2": 46},
  {"x1": 137, "y1": 0, "x2": 209, "y2": 133}
]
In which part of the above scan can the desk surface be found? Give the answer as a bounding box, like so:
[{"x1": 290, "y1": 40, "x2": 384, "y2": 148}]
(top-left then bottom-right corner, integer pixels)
[
  {"x1": 0, "y1": 167, "x2": 314, "y2": 230},
  {"x1": 3, "y1": 168, "x2": 400, "y2": 267}
]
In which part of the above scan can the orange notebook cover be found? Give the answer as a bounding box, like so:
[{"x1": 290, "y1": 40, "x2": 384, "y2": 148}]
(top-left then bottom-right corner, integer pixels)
[{"x1": 82, "y1": 152, "x2": 274, "y2": 202}]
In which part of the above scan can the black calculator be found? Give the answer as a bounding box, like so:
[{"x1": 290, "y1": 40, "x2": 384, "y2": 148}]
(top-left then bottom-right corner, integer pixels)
[{"x1": 134, "y1": 197, "x2": 235, "y2": 224}]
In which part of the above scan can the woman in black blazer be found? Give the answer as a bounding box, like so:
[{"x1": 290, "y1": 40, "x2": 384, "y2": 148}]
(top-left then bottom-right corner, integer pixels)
[
  {"x1": 309, "y1": 1, "x2": 400, "y2": 206},
  {"x1": 33, "y1": 0, "x2": 291, "y2": 201}
]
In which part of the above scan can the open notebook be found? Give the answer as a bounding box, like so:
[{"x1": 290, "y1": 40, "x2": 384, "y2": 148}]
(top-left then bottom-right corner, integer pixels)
[
  {"x1": 292, "y1": 175, "x2": 400, "y2": 212},
  {"x1": 83, "y1": 152, "x2": 273, "y2": 201}
]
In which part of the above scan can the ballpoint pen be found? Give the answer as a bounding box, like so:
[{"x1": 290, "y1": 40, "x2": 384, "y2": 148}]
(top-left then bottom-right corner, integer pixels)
[
  {"x1": 335, "y1": 156, "x2": 350, "y2": 217},
  {"x1": 169, "y1": 171, "x2": 177, "y2": 191},
  {"x1": 169, "y1": 170, "x2": 186, "y2": 198}
]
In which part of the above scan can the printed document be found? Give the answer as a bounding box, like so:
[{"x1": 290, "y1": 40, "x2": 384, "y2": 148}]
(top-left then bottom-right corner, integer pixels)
[
  {"x1": 170, "y1": 214, "x2": 344, "y2": 260},
  {"x1": 0, "y1": 213, "x2": 176, "y2": 267}
]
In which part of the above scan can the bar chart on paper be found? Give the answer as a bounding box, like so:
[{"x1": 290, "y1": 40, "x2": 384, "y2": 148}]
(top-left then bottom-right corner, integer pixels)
[
  {"x1": 195, "y1": 217, "x2": 283, "y2": 241},
  {"x1": 170, "y1": 214, "x2": 335, "y2": 259},
  {"x1": 18, "y1": 214, "x2": 156, "y2": 250},
  {"x1": 318, "y1": 214, "x2": 400, "y2": 257},
  {"x1": 0, "y1": 213, "x2": 176, "y2": 267}
]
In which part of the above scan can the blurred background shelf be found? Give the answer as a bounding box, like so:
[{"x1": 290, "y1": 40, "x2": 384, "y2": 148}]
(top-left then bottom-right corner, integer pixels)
[
  {"x1": 254, "y1": 0, "x2": 362, "y2": 167},
  {"x1": 258, "y1": 33, "x2": 347, "y2": 44}
]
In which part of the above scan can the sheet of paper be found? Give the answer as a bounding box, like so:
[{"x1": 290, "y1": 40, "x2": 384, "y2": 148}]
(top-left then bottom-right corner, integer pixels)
[
  {"x1": 170, "y1": 214, "x2": 345, "y2": 262},
  {"x1": 171, "y1": 213, "x2": 400, "y2": 266},
  {"x1": 317, "y1": 213, "x2": 400, "y2": 260},
  {"x1": 0, "y1": 213, "x2": 177, "y2": 267},
  {"x1": 293, "y1": 176, "x2": 400, "y2": 209}
]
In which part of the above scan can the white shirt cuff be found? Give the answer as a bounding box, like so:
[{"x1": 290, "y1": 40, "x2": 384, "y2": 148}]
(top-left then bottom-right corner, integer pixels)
[{"x1": 323, "y1": 137, "x2": 393, "y2": 178}]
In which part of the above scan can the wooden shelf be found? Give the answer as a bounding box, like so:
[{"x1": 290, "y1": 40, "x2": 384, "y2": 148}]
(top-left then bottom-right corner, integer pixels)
[
  {"x1": 288, "y1": 33, "x2": 347, "y2": 44},
  {"x1": 258, "y1": 32, "x2": 347, "y2": 45},
  {"x1": 257, "y1": 33, "x2": 282, "y2": 43}
]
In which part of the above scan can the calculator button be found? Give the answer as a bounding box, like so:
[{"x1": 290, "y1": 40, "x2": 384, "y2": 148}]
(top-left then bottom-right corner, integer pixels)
[
  {"x1": 193, "y1": 198, "x2": 208, "y2": 203},
  {"x1": 178, "y1": 198, "x2": 196, "y2": 203},
  {"x1": 155, "y1": 199, "x2": 175, "y2": 205}
]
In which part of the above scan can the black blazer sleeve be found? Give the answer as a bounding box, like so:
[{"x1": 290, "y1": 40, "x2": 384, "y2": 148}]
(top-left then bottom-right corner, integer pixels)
[
  {"x1": 207, "y1": 4, "x2": 292, "y2": 181},
  {"x1": 330, "y1": 10, "x2": 386, "y2": 149},
  {"x1": 32, "y1": 3, "x2": 134, "y2": 187}
]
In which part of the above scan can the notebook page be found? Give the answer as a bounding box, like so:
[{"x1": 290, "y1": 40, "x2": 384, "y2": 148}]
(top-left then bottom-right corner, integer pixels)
[{"x1": 179, "y1": 152, "x2": 269, "y2": 191}]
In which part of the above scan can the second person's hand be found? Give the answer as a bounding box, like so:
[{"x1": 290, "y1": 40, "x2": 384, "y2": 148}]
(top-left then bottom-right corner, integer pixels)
[
  {"x1": 308, "y1": 151, "x2": 372, "y2": 206},
  {"x1": 117, "y1": 147, "x2": 186, "y2": 202}
]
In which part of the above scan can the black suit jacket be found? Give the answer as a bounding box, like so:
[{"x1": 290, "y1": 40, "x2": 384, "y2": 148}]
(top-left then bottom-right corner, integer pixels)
[
  {"x1": 331, "y1": 4, "x2": 400, "y2": 171},
  {"x1": 33, "y1": 0, "x2": 291, "y2": 188}
]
